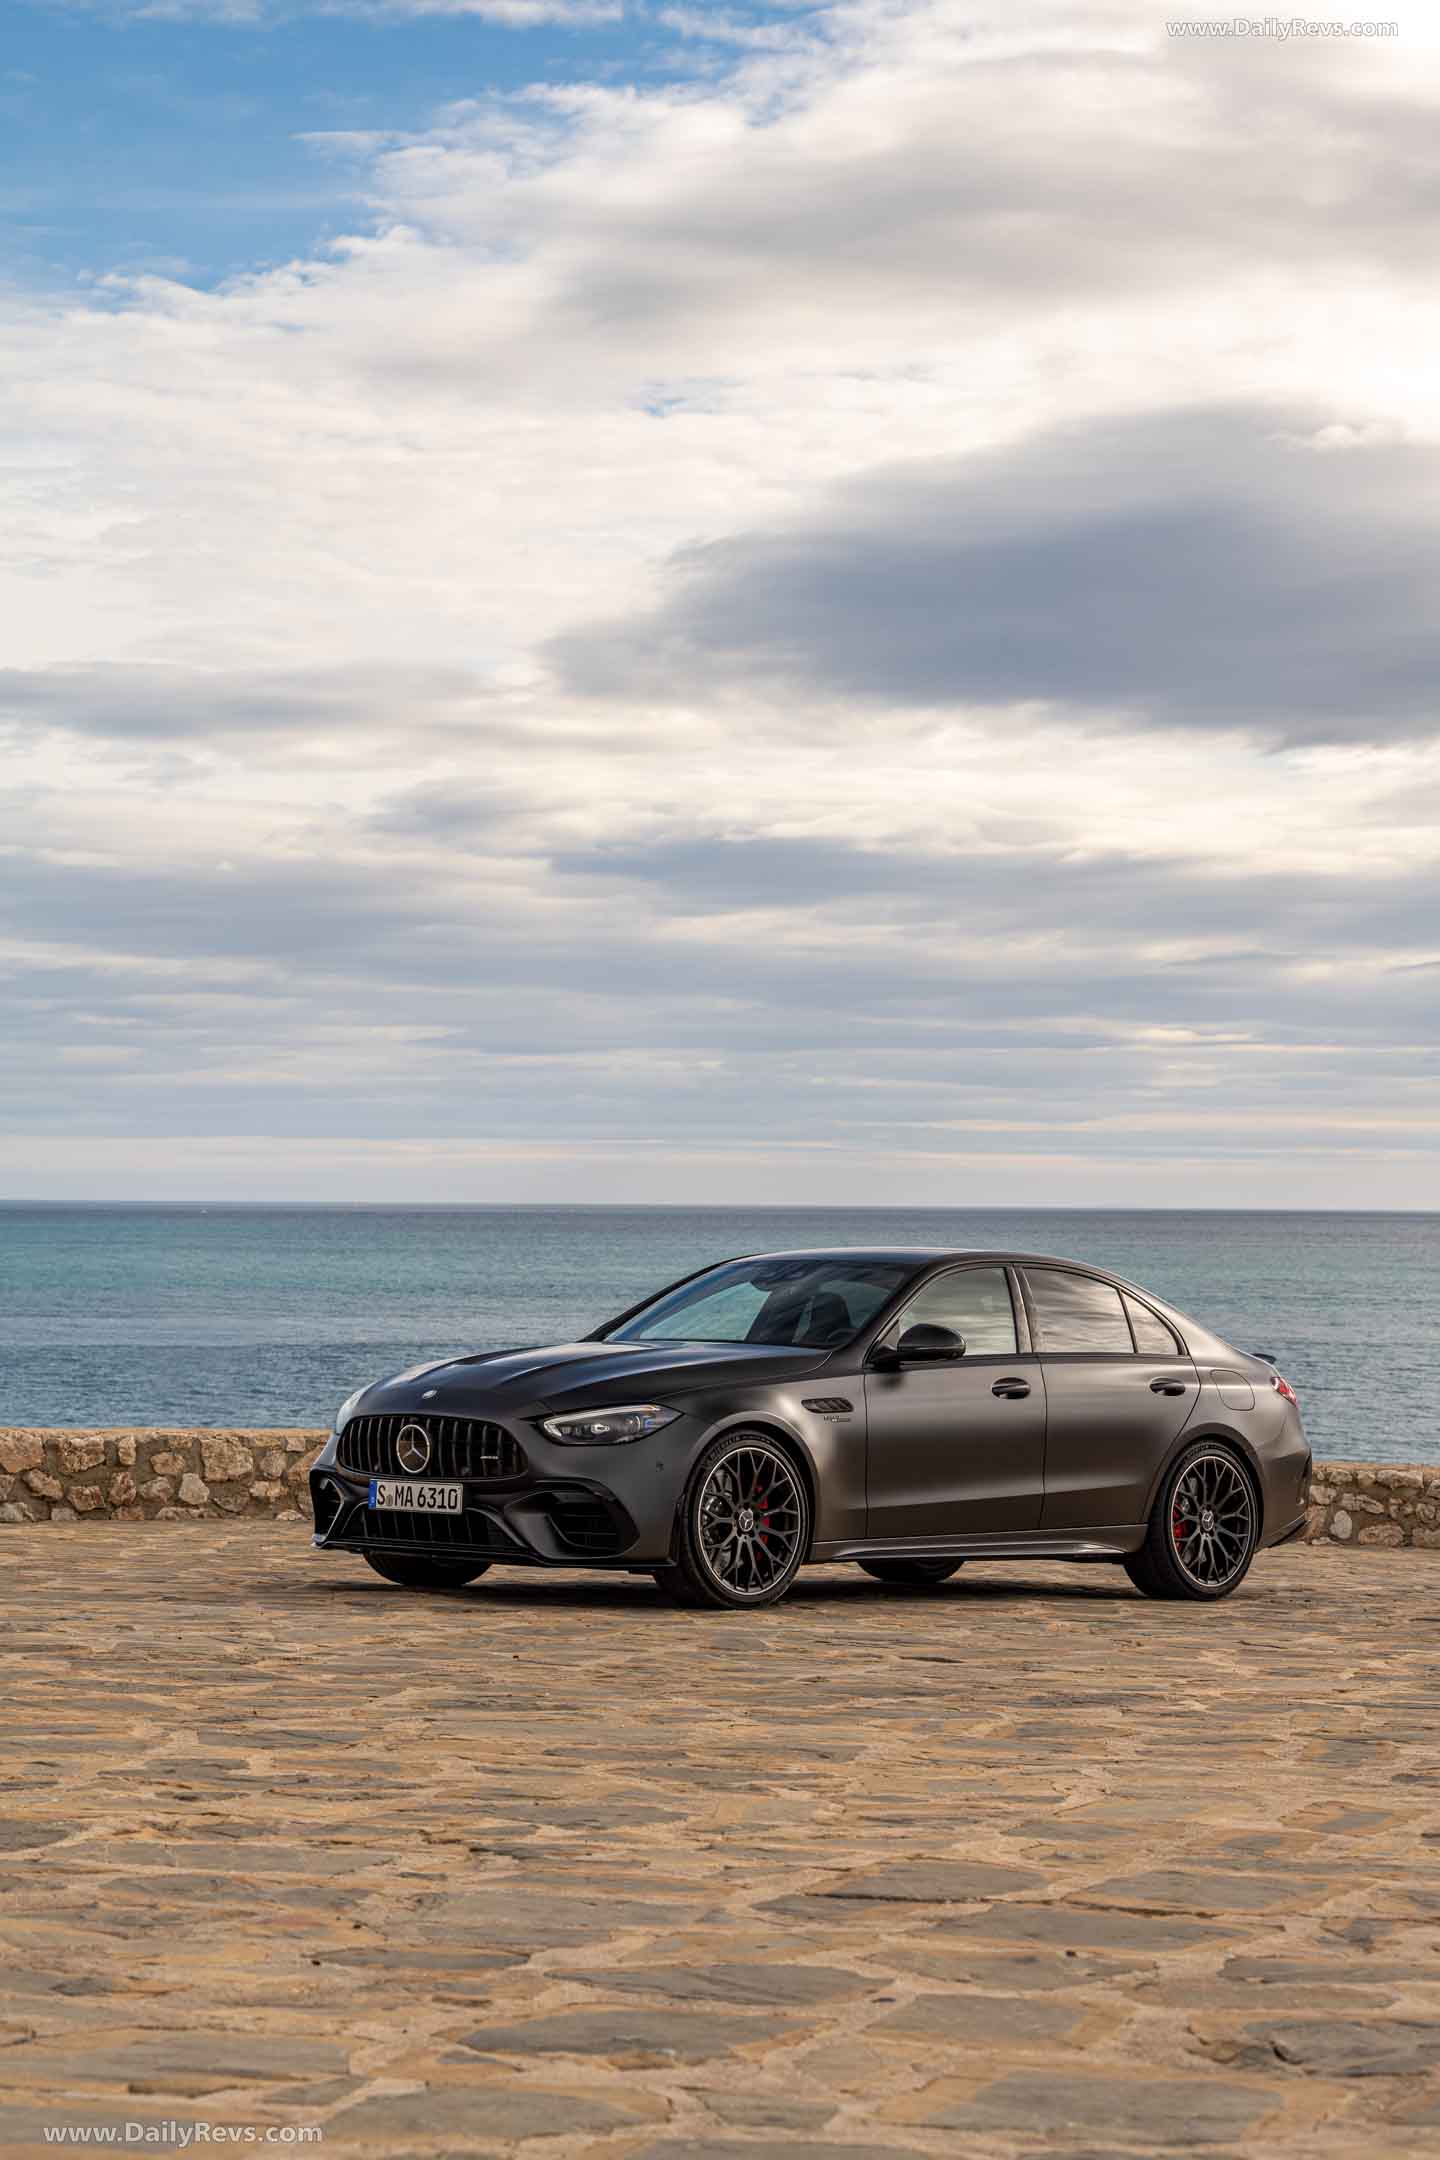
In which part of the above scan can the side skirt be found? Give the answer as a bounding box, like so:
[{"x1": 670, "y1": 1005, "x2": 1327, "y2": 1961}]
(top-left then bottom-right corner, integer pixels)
[{"x1": 816, "y1": 1526, "x2": 1146, "y2": 1563}]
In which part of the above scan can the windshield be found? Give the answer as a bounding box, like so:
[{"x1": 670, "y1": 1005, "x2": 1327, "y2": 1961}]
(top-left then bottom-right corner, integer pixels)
[{"x1": 605, "y1": 1257, "x2": 915, "y2": 1349}]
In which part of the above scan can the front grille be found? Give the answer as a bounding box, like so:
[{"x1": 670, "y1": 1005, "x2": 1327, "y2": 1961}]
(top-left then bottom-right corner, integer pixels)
[{"x1": 337, "y1": 1413, "x2": 527, "y2": 1482}]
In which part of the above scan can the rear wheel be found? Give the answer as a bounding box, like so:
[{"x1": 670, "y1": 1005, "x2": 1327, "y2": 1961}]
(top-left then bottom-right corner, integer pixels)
[
  {"x1": 1124, "y1": 1443, "x2": 1259, "y2": 1602},
  {"x1": 655, "y1": 1432, "x2": 810, "y2": 1610},
  {"x1": 858, "y1": 1559, "x2": 965, "y2": 1586},
  {"x1": 363, "y1": 1552, "x2": 491, "y2": 1589}
]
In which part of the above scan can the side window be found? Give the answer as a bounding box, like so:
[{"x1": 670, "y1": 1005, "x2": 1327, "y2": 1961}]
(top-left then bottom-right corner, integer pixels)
[
  {"x1": 1025, "y1": 1269, "x2": 1132, "y2": 1354},
  {"x1": 893, "y1": 1267, "x2": 1017, "y2": 1355},
  {"x1": 1125, "y1": 1294, "x2": 1182, "y2": 1356}
]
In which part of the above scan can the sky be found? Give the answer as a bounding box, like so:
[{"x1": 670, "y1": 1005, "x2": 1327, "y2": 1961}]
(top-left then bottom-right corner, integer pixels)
[{"x1": 2, "y1": 0, "x2": 1439, "y2": 1206}]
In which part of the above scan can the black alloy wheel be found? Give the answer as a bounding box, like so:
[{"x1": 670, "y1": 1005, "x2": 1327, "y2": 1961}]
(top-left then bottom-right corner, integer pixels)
[
  {"x1": 655, "y1": 1432, "x2": 810, "y2": 1610},
  {"x1": 1124, "y1": 1442, "x2": 1259, "y2": 1602},
  {"x1": 858, "y1": 1558, "x2": 966, "y2": 1586},
  {"x1": 363, "y1": 1553, "x2": 492, "y2": 1589}
]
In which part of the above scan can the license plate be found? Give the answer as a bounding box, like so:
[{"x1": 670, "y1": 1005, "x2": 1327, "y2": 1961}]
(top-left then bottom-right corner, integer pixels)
[{"x1": 368, "y1": 1478, "x2": 463, "y2": 1514}]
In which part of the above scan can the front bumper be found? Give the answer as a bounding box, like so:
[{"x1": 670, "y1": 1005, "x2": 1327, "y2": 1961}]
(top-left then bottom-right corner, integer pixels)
[
  {"x1": 310, "y1": 1461, "x2": 646, "y2": 1567},
  {"x1": 308, "y1": 1400, "x2": 703, "y2": 1568}
]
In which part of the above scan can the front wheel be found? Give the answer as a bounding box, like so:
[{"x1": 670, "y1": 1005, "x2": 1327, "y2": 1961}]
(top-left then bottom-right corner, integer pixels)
[
  {"x1": 858, "y1": 1559, "x2": 965, "y2": 1586},
  {"x1": 1124, "y1": 1443, "x2": 1259, "y2": 1602},
  {"x1": 656, "y1": 1432, "x2": 810, "y2": 1610},
  {"x1": 364, "y1": 1552, "x2": 491, "y2": 1589}
]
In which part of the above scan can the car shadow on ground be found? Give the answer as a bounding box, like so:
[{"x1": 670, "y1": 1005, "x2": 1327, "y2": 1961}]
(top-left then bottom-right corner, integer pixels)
[{"x1": 293, "y1": 1566, "x2": 1147, "y2": 1608}]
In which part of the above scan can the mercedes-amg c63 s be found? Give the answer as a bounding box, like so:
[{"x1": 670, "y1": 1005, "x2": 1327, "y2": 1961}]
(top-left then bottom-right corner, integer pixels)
[{"x1": 309, "y1": 1248, "x2": 1311, "y2": 1610}]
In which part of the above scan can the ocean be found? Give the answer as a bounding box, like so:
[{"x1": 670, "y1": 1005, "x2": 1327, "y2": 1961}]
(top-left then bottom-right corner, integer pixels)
[{"x1": 0, "y1": 1205, "x2": 1435, "y2": 1464}]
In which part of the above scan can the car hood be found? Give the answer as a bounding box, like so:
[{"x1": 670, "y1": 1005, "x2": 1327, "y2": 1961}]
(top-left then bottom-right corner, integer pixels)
[{"x1": 354, "y1": 1340, "x2": 829, "y2": 1422}]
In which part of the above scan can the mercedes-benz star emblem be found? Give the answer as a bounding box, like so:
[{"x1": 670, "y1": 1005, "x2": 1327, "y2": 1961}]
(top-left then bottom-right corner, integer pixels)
[{"x1": 396, "y1": 1423, "x2": 431, "y2": 1475}]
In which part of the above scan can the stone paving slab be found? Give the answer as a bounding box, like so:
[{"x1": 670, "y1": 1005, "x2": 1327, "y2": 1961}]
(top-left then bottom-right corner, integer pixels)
[{"x1": 0, "y1": 1527, "x2": 1437, "y2": 2158}]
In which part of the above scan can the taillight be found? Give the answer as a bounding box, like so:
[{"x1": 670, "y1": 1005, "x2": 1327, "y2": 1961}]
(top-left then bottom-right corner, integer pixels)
[{"x1": 1270, "y1": 1371, "x2": 1298, "y2": 1406}]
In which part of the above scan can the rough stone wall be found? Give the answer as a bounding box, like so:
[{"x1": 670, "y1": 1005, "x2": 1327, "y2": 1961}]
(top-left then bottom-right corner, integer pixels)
[
  {"x1": 0, "y1": 1430, "x2": 324, "y2": 1523},
  {"x1": 1302, "y1": 1461, "x2": 1440, "y2": 1549},
  {"x1": 1, "y1": 1434, "x2": 1438, "y2": 1544}
]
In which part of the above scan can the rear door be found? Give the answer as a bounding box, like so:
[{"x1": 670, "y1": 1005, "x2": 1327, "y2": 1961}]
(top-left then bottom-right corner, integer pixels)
[
  {"x1": 863, "y1": 1265, "x2": 1045, "y2": 1536},
  {"x1": 1020, "y1": 1267, "x2": 1198, "y2": 1530}
]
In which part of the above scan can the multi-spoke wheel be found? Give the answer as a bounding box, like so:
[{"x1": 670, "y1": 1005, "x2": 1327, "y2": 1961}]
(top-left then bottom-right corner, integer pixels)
[
  {"x1": 858, "y1": 1559, "x2": 965, "y2": 1587},
  {"x1": 1124, "y1": 1442, "x2": 1259, "y2": 1602},
  {"x1": 655, "y1": 1432, "x2": 810, "y2": 1610},
  {"x1": 364, "y1": 1553, "x2": 491, "y2": 1589}
]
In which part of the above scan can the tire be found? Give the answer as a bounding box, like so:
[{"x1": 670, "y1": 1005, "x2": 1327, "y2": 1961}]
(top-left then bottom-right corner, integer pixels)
[
  {"x1": 1124, "y1": 1442, "x2": 1259, "y2": 1602},
  {"x1": 858, "y1": 1558, "x2": 965, "y2": 1586},
  {"x1": 658, "y1": 1431, "x2": 811, "y2": 1611},
  {"x1": 363, "y1": 1552, "x2": 491, "y2": 1589}
]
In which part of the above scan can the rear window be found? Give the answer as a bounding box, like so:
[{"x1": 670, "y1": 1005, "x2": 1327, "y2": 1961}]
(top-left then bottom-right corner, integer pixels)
[
  {"x1": 1125, "y1": 1294, "x2": 1182, "y2": 1356},
  {"x1": 1025, "y1": 1268, "x2": 1132, "y2": 1354}
]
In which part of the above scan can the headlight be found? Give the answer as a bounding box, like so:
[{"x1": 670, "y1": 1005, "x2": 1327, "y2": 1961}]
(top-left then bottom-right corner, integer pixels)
[
  {"x1": 540, "y1": 1403, "x2": 680, "y2": 1446},
  {"x1": 333, "y1": 1388, "x2": 365, "y2": 1434}
]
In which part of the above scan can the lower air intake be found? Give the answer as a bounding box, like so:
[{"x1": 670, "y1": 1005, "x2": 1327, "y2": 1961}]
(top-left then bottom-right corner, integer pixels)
[
  {"x1": 364, "y1": 1507, "x2": 511, "y2": 1554},
  {"x1": 547, "y1": 1493, "x2": 628, "y2": 1556}
]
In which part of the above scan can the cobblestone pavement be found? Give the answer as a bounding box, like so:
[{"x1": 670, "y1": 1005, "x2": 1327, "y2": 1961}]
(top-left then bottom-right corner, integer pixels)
[{"x1": 2, "y1": 1528, "x2": 1438, "y2": 2159}]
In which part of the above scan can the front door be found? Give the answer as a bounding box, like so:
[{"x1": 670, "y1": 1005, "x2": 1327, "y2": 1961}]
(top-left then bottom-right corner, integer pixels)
[
  {"x1": 863, "y1": 1265, "x2": 1046, "y2": 1537},
  {"x1": 1020, "y1": 1267, "x2": 1200, "y2": 1530}
]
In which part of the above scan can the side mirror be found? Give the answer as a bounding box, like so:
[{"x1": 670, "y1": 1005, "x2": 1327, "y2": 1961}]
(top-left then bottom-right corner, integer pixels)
[{"x1": 895, "y1": 1323, "x2": 967, "y2": 1364}]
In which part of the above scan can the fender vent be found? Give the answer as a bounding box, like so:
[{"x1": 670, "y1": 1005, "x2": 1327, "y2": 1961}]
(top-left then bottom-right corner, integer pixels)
[{"x1": 803, "y1": 1397, "x2": 853, "y2": 1415}]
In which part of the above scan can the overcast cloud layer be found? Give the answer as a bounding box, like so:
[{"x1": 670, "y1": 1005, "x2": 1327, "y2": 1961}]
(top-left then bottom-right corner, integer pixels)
[
  {"x1": 3, "y1": 0, "x2": 1439, "y2": 1202},
  {"x1": 554, "y1": 406, "x2": 1440, "y2": 739}
]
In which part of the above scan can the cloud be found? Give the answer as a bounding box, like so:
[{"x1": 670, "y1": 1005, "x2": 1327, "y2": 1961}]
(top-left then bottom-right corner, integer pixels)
[
  {"x1": 657, "y1": 6, "x2": 823, "y2": 50},
  {"x1": 3, "y1": 0, "x2": 1440, "y2": 1199},
  {"x1": 0, "y1": 662, "x2": 494, "y2": 742},
  {"x1": 554, "y1": 405, "x2": 1440, "y2": 742},
  {"x1": 4, "y1": 760, "x2": 1437, "y2": 1116}
]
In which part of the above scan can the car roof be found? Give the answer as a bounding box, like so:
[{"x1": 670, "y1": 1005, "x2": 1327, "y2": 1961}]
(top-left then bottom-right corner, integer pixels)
[{"x1": 740, "y1": 1247, "x2": 1124, "y2": 1272}]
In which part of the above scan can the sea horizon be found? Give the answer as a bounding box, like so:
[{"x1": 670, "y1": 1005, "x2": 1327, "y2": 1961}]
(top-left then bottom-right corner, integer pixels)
[
  {"x1": 1, "y1": 1202, "x2": 1435, "y2": 1462},
  {"x1": 5, "y1": 1200, "x2": 1438, "y2": 1216}
]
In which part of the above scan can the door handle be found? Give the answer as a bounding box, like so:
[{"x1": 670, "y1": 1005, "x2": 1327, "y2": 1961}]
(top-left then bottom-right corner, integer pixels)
[
  {"x1": 992, "y1": 1378, "x2": 1031, "y2": 1399},
  {"x1": 1149, "y1": 1377, "x2": 1188, "y2": 1395}
]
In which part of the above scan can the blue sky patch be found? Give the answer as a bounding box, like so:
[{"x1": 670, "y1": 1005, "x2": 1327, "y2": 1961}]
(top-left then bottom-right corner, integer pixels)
[{"x1": 4, "y1": 2, "x2": 828, "y2": 286}]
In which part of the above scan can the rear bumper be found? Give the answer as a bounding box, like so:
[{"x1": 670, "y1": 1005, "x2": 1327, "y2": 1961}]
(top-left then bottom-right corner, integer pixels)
[{"x1": 1258, "y1": 1433, "x2": 1311, "y2": 1549}]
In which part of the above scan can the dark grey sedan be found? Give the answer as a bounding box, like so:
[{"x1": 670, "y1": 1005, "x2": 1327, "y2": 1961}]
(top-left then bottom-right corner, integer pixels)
[{"x1": 309, "y1": 1247, "x2": 1311, "y2": 1610}]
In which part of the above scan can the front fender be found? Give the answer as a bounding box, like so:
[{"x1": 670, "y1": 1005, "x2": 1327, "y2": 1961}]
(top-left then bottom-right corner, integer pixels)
[{"x1": 661, "y1": 1386, "x2": 866, "y2": 1558}]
